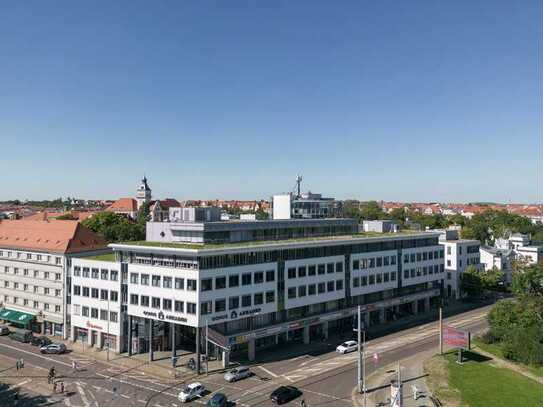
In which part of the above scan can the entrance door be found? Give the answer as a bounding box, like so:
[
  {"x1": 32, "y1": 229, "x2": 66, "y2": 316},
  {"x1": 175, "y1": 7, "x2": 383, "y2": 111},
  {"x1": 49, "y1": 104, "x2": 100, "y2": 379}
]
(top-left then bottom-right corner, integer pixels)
[{"x1": 91, "y1": 330, "x2": 97, "y2": 347}]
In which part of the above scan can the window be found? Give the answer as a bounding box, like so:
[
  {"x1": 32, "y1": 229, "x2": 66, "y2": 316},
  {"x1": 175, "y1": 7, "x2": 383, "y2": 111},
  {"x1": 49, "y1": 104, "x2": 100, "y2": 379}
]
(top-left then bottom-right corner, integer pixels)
[
  {"x1": 215, "y1": 299, "x2": 226, "y2": 312},
  {"x1": 353, "y1": 260, "x2": 360, "y2": 270},
  {"x1": 318, "y1": 282, "x2": 326, "y2": 293},
  {"x1": 182, "y1": 278, "x2": 196, "y2": 291},
  {"x1": 308, "y1": 284, "x2": 316, "y2": 295},
  {"x1": 288, "y1": 268, "x2": 296, "y2": 279},
  {"x1": 376, "y1": 257, "x2": 382, "y2": 267},
  {"x1": 384, "y1": 272, "x2": 389, "y2": 282},
  {"x1": 152, "y1": 297, "x2": 161, "y2": 309},
  {"x1": 391, "y1": 272, "x2": 396, "y2": 281},
  {"x1": 55, "y1": 305, "x2": 61, "y2": 313},
  {"x1": 369, "y1": 258, "x2": 375, "y2": 268},
  {"x1": 100, "y1": 289, "x2": 108, "y2": 301},
  {"x1": 73, "y1": 304, "x2": 81, "y2": 316},
  {"x1": 82, "y1": 306, "x2": 89, "y2": 317},
  {"x1": 91, "y1": 288, "x2": 99, "y2": 299},
  {"x1": 404, "y1": 269, "x2": 409, "y2": 278},
  {"x1": 410, "y1": 253, "x2": 416, "y2": 262},
  {"x1": 74, "y1": 267, "x2": 81, "y2": 277},
  {"x1": 318, "y1": 264, "x2": 325, "y2": 275},
  {"x1": 163, "y1": 277, "x2": 172, "y2": 288},
  {"x1": 91, "y1": 268, "x2": 99, "y2": 279},
  {"x1": 298, "y1": 286, "x2": 306, "y2": 297},
  {"x1": 100, "y1": 310, "x2": 108, "y2": 321},
  {"x1": 254, "y1": 272, "x2": 264, "y2": 284},
  {"x1": 308, "y1": 265, "x2": 316, "y2": 276},
  {"x1": 376, "y1": 274, "x2": 382, "y2": 284},
  {"x1": 447, "y1": 260, "x2": 451, "y2": 267},
  {"x1": 44, "y1": 287, "x2": 50, "y2": 295},
  {"x1": 187, "y1": 303, "x2": 196, "y2": 314},
  {"x1": 33, "y1": 300, "x2": 39, "y2": 309},
  {"x1": 152, "y1": 275, "x2": 161, "y2": 287},
  {"x1": 91, "y1": 308, "x2": 98, "y2": 318},
  {"x1": 242, "y1": 273, "x2": 252, "y2": 286},
  {"x1": 83, "y1": 287, "x2": 89, "y2": 297},
  {"x1": 298, "y1": 266, "x2": 307, "y2": 278},
  {"x1": 130, "y1": 273, "x2": 139, "y2": 284},
  {"x1": 287, "y1": 287, "x2": 297, "y2": 299},
  {"x1": 266, "y1": 291, "x2": 275, "y2": 303},
  {"x1": 336, "y1": 262, "x2": 343, "y2": 272},
  {"x1": 110, "y1": 312, "x2": 118, "y2": 323},
  {"x1": 175, "y1": 278, "x2": 185, "y2": 289},
  {"x1": 110, "y1": 270, "x2": 118, "y2": 281},
  {"x1": 175, "y1": 301, "x2": 184, "y2": 313},
  {"x1": 163, "y1": 299, "x2": 172, "y2": 311},
  {"x1": 13, "y1": 282, "x2": 19, "y2": 289},
  {"x1": 447, "y1": 246, "x2": 452, "y2": 255},
  {"x1": 110, "y1": 291, "x2": 118, "y2": 302},
  {"x1": 74, "y1": 286, "x2": 81, "y2": 296},
  {"x1": 254, "y1": 293, "x2": 264, "y2": 305},
  {"x1": 242, "y1": 295, "x2": 252, "y2": 307},
  {"x1": 391, "y1": 256, "x2": 397, "y2": 265},
  {"x1": 141, "y1": 274, "x2": 149, "y2": 285},
  {"x1": 202, "y1": 279, "x2": 213, "y2": 291},
  {"x1": 44, "y1": 271, "x2": 50, "y2": 279},
  {"x1": 369, "y1": 275, "x2": 375, "y2": 285},
  {"x1": 55, "y1": 257, "x2": 61, "y2": 265},
  {"x1": 384, "y1": 256, "x2": 390, "y2": 266},
  {"x1": 336, "y1": 280, "x2": 343, "y2": 290},
  {"x1": 229, "y1": 275, "x2": 239, "y2": 287},
  {"x1": 327, "y1": 263, "x2": 334, "y2": 274},
  {"x1": 141, "y1": 296, "x2": 150, "y2": 307},
  {"x1": 34, "y1": 270, "x2": 39, "y2": 278},
  {"x1": 266, "y1": 270, "x2": 275, "y2": 282},
  {"x1": 130, "y1": 294, "x2": 139, "y2": 305},
  {"x1": 361, "y1": 276, "x2": 368, "y2": 286},
  {"x1": 327, "y1": 281, "x2": 335, "y2": 292},
  {"x1": 353, "y1": 277, "x2": 360, "y2": 287},
  {"x1": 215, "y1": 276, "x2": 227, "y2": 289},
  {"x1": 229, "y1": 296, "x2": 239, "y2": 309},
  {"x1": 101, "y1": 269, "x2": 108, "y2": 280}
]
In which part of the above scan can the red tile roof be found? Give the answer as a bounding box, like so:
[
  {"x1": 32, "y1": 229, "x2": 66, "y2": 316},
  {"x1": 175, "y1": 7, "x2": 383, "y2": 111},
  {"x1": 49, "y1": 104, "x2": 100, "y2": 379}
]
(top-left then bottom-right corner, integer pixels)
[{"x1": 106, "y1": 198, "x2": 138, "y2": 213}]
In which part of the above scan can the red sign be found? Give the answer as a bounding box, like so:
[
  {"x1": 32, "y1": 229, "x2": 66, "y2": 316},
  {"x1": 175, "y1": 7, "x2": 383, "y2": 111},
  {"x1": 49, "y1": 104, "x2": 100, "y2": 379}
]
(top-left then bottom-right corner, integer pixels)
[
  {"x1": 86, "y1": 321, "x2": 103, "y2": 330},
  {"x1": 443, "y1": 326, "x2": 469, "y2": 348}
]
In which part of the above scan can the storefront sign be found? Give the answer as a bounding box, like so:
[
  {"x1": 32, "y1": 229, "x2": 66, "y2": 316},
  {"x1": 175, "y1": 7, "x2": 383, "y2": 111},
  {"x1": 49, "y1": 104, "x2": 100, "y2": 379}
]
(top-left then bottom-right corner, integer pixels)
[
  {"x1": 86, "y1": 321, "x2": 103, "y2": 330},
  {"x1": 143, "y1": 310, "x2": 187, "y2": 323},
  {"x1": 238, "y1": 308, "x2": 262, "y2": 317}
]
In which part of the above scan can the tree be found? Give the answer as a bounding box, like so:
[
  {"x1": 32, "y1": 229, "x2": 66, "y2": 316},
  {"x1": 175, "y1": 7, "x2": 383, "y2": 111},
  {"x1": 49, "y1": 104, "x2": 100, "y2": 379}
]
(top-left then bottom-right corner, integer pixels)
[
  {"x1": 136, "y1": 202, "x2": 151, "y2": 226},
  {"x1": 460, "y1": 265, "x2": 484, "y2": 297},
  {"x1": 480, "y1": 266, "x2": 505, "y2": 291},
  {"x1": 359, "y1": 201, "x2": 384, "y2": 221},
  {"x1": 82, "y1": 212, "x2": 144, "y2": 243},
  {"x1": 487, "y1": 299, "x2": 518, "y2": 340},
  {"x1": 512, "y1": 263, "x2": 543, "y2": 298}
]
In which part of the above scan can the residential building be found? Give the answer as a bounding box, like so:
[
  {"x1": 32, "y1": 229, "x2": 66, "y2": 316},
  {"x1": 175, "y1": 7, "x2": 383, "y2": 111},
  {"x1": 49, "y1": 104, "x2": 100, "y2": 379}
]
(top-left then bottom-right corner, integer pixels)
[
  {"x1": 496, "y1": 233, "x2": 543, "y2": 265},
  {"x1": 0, "y1": 220, "x2": 107, "y2": 337},
  {"x1": 479, "y1": 246, "x2": 514, "y2": 284},
  {"x1": 72, "y1": 219, "x2": 444, "y2": 366},
  {"x1": 437, "y1": 229, "x2": 481, "y2": 299}
]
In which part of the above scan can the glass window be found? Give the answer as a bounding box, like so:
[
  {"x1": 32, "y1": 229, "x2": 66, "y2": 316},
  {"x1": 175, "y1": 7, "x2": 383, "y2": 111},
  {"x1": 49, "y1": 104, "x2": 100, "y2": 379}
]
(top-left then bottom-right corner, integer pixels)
[
  {"x1": 187, "y1": 279, "x2": 197, "y2": 291},
  {"x1": 82, "y1": 306, "x2": 89, "y2": 317},
  {"x1": 163, "y1": 299, "x2": 172, "y2": 311},
  {"x1": 318, "y1": 264, "x2": 325, "y2": 275},
  {"x1": 110, "y1": 312, "x2": 118, "y2": 322},
  {"x1": 152, "y1": 297, "x2": 161, "y2": 309},
  {"x1": 91, "y1": 288, "x2": 98, "y2": 298},
  {"x1": 130, "y1": 273, "x2": 139, "y2": 284},
  {"x1": 141, "y1": 296, "x2": 149, "y2": 307},
  {"x1": 175, "y1": 301, "x2": 184, "y2": 313},
  {"x1": 327, "y1": 281, "x2": 335, "y2": 292},
  {"x1": 73, "y1": 285, "x2": 81, "y2": 296},
  {"x1": 175, "y1": 278, "x2": 184, "y2": 289},
  {"x1": 369, "y1": 275, "x2": 375, "y2": 285},
  {"x1": 336, "y1": 280, "x2": 343, "y2": 290},
  {"x1": 91, "y1": 268, "x2": 99, "y2": 279},
  {"x1": 83, "y1": 287, "x2": 89, "y2": 297},
  {"x1": 242, "y1": 273, "x2": 252, "y2": 286},
  {"x1": 91, "y1": 308, "x2": 98, "y2": 318},
  {"x1": 318, "y1": 282, "x2": 326, "y2": 293},
  {"x1": 298, "y1": 286, "x2": 306, "y2": 297},
  {"x1": 298, "y1": 266, "x2": 306, "y2": 278},
  {"x1": 130, "y1": 294, "x2": 139, "y2": 305},
  {"x1": 152, "y1": 275, "x2": 161, "y2": 287},
  {"x1": 327, "y1": 263, "x2": 334, "y2": 274},
  {"x1": 266, "y1": 291, "x2": 275, "y2": 303},
  {"x1": 229, "y1": 296, "x2": 239, "y2": 309},
  {"x1": 353, "y1": 260, "x2": 360, "y2": 270},
  {"x1": 110, "y1": 270, "x2": 118, "y2": 281},
  {"x1": 266, "y1": 270, "x2": 275, "y2": 282},
  {"x1": 141, "y1": 274, "x2": 149, "y2": 285},
  {"x1": 254, "y1": 272, "x2": 264, "y2": 284},
  {"x1": 336, "y1": 262, "x2": 343, "y2": 273},
  {"x1": 110, "y1": 291, "x2": 118, "y2": 302},
  {"x1": 287, "y1": 287, "x2": 296, "y2": 299},
  {"x1": 163, "y1": 277, "x2": 172, "y2": 288},
  {"x1": 308, "y1": 265, "x2": 316, "y2": 276},
  {"x1": 215, "y1": 299, "x2": 226, "y2": 312},
  {"x1": 254, "y1": 293, "x2": 264, "y2": 305},
  {"x1": 202, "y1": 279, "x2": 213, "y2": 291},
  {"x1": 100, "y1": 309, "x2": 108, "y2": 321},
  {"x1": 241, "y1": 295, "x2": 252, "y2": 307},
  {"x1": 308, "y1": 284, "x2": 316, "y2": 295},
  {"x1": 100, "y1": 289, "x2": 108, "y2": 300},
  {"x1": 361, "y1": 276, "x2": 368, "y2": 286},
  {"x1": 101, "y1": 269, "x2": 108, "y2": 280},
  {"x1": 187, "y1": 303, "x2": 196, "y2": 314},
  {"x1": 201, "y1": 301, "x2": 212, "y2": 315},
  {"x1": 353, "y1": 277, "x2": 360, "y2": 287},
  {"x1": 288, "y1": 268, "x2": 296, "y2": 279},
  {"x1": 229, "y1": 275, "x2": 239, "y2": 287}
]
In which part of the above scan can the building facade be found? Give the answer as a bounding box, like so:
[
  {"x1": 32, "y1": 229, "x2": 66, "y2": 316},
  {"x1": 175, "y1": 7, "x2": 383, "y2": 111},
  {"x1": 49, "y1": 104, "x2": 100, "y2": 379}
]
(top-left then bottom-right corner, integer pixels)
[{"x1": 0, "y1": 220, "x2": 107, "y2": 337}]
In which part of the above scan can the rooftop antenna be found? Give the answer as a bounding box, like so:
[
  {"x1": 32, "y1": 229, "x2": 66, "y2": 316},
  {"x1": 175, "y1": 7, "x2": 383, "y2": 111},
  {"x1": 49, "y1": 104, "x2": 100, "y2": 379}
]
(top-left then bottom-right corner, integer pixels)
[{"x1": 295, "y1": 174, "x2": 303, "y2": 198}]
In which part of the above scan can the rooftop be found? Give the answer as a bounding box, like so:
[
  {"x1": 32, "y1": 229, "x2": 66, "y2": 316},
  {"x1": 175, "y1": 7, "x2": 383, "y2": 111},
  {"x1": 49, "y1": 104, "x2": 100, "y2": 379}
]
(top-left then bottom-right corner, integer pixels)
[
  {"x1": 111, "y1": 230, "x2": 435, "y2": 252},
  {"x1": 82, "y1": 252, "x2": 116, "y2": 262}
]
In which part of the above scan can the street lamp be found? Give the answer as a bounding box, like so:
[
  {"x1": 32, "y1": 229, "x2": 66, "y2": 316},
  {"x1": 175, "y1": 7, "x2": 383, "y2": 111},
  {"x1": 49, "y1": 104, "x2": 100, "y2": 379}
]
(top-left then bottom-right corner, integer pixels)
[{"x1": 101, "y1": 292, "x2": 110, "y2": 361}]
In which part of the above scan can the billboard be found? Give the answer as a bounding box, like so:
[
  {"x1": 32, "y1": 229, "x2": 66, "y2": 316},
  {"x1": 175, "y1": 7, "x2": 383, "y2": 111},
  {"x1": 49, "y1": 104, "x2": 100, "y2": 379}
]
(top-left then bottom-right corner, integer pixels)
[{"x1": 443, "y1": 326, "x2": 469, "y2": 348}]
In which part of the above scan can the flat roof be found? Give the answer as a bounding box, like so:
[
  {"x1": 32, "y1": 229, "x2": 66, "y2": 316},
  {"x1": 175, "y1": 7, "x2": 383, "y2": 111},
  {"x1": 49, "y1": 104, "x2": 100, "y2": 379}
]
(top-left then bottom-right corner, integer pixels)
[
  {"x1": 110, "y1": 230, "x2": 440, "y2": 254},
  {"x1": 80, "y1": 252, "x2": 116, "y2": 262}
]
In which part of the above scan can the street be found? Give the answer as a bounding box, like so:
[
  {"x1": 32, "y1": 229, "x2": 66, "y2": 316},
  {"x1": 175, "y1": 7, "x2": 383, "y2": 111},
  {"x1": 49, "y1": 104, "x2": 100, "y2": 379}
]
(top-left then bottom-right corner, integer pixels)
[{"x1": 0, "y1": 305, "x2": 490, "y2": 407}]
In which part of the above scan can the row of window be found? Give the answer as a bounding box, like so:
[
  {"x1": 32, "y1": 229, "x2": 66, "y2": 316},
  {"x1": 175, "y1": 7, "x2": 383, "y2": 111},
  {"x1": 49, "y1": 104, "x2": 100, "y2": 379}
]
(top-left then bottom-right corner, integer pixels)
[
  {"x1": 202, "y1": 270, "x2": 275, "y2": 291},
  {"x1": 0, "y1": 250, "x2": 62, "y2": 265},
  {"x1": 129, "y1": 273, "x2": 197, "y2": 291},
  {"x1": 201, "y1": 291, "x2": 275, "y2": 315},
  {"x1": 353, "y1": 255, "x2": 397, "y2": 270},
  {"x1": 2, "y1": 295, "x2": 61, "y2": 313},
  {"x1": 1, "y1": 281, "x2": 61, "y2": 296},
  {"x1": 403, "y1": 264, "x2": 445, "y2": 279},
  {"x1": 3, "y1": 267, "x2": 62, "y2": 281},
  {"x1": 130, "y1": 254, "x2": 198, "y2": 270},
  {"x1": 129, "y1": 294, "x2": 197, "y2": 314},
  {"x1": 403, "y1": 250, "x2": 444, "y2": 264},
  {"x1": 353, "y1": 271, "x2": 397, "y2": 287},
  {"x1": 287, "y1": 280, "x2": 343, "y2": 299},
  {"x1": 73, "y1": 267, "x2": 119, "y2": 282},
  {"x1": 446, "y1": 257, "x2": 480, "y2": 267},
  {"x1": 287, "y1": 262, "x2": 342, "y2": 279},
  {"x1": 72, "y1": 286, "x2": 119, "y2": 302},
  {"x1": 72, "y1": 305, "x2": 118, "y2": 322}
]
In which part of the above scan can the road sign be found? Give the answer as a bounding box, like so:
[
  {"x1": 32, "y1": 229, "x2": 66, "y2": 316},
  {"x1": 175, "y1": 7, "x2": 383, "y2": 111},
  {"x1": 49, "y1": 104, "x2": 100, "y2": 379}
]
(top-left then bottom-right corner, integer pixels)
[{"x1": 443, "y1": 326, "x2": 469, "y2": 348}]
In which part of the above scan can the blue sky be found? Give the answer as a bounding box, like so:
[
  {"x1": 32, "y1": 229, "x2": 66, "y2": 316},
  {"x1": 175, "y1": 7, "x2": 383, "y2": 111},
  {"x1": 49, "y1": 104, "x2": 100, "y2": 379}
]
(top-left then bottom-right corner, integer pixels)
[{"x1": 1, "y1": 1, "x2": 542, "y2": 202}]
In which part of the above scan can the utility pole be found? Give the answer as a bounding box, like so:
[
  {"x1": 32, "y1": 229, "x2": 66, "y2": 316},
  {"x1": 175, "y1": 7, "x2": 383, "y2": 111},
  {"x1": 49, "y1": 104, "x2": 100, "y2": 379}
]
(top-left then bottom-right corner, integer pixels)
[
  {"x1": 205, "y1": 320, "x2": 209, "y2": 376},
  {"x1": 357, "y1": 306, "x2": 362, "y2": 393},
  {"x1": 107, "y1": 294, "x2": 110, "y2": 361},
  {"x1": 439, "y1": 306, "x2": 443, "y2": 355}
]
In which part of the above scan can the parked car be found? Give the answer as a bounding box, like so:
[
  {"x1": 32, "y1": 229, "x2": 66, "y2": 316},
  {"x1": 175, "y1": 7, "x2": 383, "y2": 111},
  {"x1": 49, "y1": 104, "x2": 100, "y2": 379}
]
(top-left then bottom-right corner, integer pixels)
[
  {"x1": 40, "y1": 343, "x2": 67, "y2": 354},
  {"x1": 224, "y1": 366, "x2": 252, "y2": 382},
  {"x1": 31, "y1": 336, "x2": 52, "y2": 347},
  {"x1": 336, "y1": 340, "x2": 358, "y2": 354},
  {"x1": 206, "y1": 392, "x2": 228, "y2": 407},
  {"x1": 9, "y1": 330, "x2": 33, "y2": 343},
  {"x1": 0, "y1": 325, "x2": 10, "y2": 336},
  {"x1": 270, "y1": 386, "x2": 302, "y2": 405},
  {"x1": 178, "y1": 382, "x2": 205, "y2": 403}
]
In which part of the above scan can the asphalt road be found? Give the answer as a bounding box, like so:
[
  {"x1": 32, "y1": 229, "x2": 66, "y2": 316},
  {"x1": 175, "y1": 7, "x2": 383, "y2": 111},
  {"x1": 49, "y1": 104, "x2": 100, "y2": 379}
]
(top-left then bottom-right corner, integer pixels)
[{"x1": 0, "y1": 305, "x2": 491, "y2": 407}]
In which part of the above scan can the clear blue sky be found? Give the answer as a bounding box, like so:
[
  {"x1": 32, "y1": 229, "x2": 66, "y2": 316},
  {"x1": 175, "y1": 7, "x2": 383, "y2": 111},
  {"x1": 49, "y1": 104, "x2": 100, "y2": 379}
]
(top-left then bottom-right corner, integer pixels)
[{"x1": 1, "y1": 1, "x2": 542, "y2": 203}]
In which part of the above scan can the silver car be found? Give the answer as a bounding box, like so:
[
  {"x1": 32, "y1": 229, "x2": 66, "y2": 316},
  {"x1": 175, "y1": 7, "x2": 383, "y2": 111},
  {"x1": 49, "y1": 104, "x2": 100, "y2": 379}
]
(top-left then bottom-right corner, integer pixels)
[{"x1": 224, "y1": 366, "x2": 252, "y2": 382}]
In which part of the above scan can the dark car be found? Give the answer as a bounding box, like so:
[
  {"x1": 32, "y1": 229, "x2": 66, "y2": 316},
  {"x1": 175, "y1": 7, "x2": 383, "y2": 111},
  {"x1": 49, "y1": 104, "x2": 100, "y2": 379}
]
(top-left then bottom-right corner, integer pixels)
[
  {"x1": 270, "y1": 386, "x2": 302, "y2": 405},
  {"x1": 206, "y1": 392, "x2": 227, "y2": 407},
  {"x1": 31, "y1": 336, "x2": 52, "y2": 347}
]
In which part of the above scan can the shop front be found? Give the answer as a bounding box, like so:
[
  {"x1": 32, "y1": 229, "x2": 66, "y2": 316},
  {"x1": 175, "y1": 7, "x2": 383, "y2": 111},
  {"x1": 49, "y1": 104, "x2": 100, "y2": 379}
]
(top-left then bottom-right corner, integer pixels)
[{"x1": 0, "y1": 308, "x2": 35, "y2": 330}]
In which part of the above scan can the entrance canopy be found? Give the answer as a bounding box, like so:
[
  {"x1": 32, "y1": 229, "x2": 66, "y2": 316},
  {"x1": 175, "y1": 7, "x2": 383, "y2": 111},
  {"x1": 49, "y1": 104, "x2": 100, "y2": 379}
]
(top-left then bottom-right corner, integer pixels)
[{"x1": 0, "y1": 308, "x2": 35, "y2": 325}]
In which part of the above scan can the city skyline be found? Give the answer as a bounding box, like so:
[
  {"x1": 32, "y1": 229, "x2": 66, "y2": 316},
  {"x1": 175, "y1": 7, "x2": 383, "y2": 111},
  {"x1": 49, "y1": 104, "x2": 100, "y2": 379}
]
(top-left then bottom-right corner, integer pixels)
[{"x1": 2, "y1": 1, "x2": 543, "y2": 202}]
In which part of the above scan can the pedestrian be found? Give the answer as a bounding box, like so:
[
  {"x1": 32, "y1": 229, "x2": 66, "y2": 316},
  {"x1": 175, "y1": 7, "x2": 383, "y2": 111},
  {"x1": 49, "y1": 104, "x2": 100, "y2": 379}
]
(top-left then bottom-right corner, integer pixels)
[
  {"x1": 15, "y1": 359, "x2": 19, "y2": 370},
  {"x1": 60, "y1": 381, "x2": 65, "y2": 393},
  {"x1": 72, "y1": 360, "x2": 77, "y2": 372},
  {"x1": 53, "y1": 381, "x2": 57, "y2": 393},
  {"x1": 20, "y1": 358, "x2": 24, "y2": 368},
  {"x1": 300, "y1": 399, "x2": 307, "y2": 407}
]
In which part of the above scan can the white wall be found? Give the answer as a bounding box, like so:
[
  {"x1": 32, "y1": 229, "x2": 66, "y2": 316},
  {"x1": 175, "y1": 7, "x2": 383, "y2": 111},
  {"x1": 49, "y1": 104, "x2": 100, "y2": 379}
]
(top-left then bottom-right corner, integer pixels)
[{"x1": 272, "y1": 194, "x2": 292, "y2": 220}]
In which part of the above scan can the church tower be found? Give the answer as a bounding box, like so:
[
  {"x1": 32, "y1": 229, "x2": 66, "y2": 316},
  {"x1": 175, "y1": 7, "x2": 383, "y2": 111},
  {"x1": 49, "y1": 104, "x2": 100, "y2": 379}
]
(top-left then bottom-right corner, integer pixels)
[{"x1": 136, "y1": 175, "x2": 152, "y2": 210}]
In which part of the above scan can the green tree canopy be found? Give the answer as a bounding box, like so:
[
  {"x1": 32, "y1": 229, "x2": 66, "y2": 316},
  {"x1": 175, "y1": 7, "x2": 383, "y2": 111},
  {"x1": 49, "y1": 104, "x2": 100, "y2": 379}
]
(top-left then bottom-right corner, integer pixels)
[{"x1": 82, "y1": 212, "x2": 144, "y2": 243}]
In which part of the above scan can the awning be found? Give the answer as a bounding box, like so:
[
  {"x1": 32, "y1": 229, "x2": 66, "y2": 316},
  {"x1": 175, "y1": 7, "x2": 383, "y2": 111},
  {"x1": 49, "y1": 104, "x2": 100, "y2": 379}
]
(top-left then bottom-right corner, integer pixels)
[{"x1": 0, "y1": 309, "x2": 35, "y2": 324}]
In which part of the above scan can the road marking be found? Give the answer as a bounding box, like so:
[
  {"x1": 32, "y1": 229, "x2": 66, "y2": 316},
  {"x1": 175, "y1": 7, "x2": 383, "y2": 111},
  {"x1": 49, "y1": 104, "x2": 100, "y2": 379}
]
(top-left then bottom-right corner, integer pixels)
[
  {"x1": 257, "y1": 365, "x2": 279, "y2": 378},
  {"x1": 138, "y1": 399, "x2": 147, "y2": 403},
  {"x1": 76, "y1": 381, "x2": 91, "y2": 407},
  {"x1": 121, "y1": 394, "x2": 130, "y2": 399}
]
